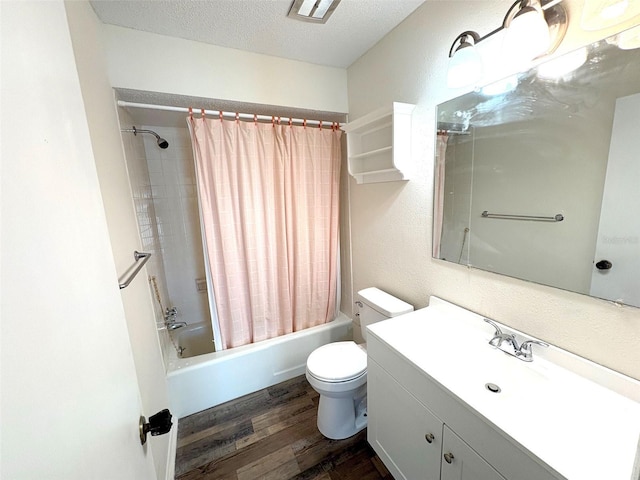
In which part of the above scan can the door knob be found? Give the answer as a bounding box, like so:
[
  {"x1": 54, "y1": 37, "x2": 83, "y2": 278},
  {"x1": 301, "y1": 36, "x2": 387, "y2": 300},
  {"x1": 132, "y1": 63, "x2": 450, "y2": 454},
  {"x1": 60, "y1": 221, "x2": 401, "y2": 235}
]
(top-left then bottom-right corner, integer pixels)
[
  {"x1": 595, "y1": 260, "x2": 612, "y2": 270},
  {"x1": 139, "y1": 409, "x2": 173, "y2": 445}
]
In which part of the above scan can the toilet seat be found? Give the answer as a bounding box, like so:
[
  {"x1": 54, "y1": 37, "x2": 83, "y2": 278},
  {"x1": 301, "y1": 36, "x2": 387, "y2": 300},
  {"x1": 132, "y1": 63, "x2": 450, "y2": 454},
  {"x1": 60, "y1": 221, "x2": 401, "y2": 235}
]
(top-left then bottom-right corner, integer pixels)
[{"x1": 306, "y1": 341, "x2": 367, "y2": 383}]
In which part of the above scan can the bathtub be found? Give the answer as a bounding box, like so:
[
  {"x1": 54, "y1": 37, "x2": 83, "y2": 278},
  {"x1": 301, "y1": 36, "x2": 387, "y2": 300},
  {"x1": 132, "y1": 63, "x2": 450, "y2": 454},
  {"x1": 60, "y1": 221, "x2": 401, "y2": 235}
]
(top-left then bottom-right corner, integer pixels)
[
  {"x1": 172, "y1": 322, "x2": 215, "y2": 358},
  {"x1": 166, "y1": 313, "x2": 353, "y2": 418}
]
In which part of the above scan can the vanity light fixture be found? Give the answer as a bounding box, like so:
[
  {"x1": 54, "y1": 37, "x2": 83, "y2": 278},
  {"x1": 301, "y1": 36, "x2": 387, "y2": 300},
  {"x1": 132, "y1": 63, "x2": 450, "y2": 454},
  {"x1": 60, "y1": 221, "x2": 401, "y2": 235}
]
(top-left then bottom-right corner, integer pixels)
[
  {"x1": 287, "y1": 0, "x2": 341, "y2": 23},
  {"x1": 503, "y1": 0, "x2": 551, "y2": 63},
  {"x1": 447, "y1": 0, "x2": 567, "y2": 88},
  {"x1": 447, "y1": 31, "x2": 483, "y2": 88},
  {"x1": 581, "y1": 0, "x2": 640, "y2": 31},
  {"x1": 611, "y1": 24, "x2": 640, "y2": 50}
]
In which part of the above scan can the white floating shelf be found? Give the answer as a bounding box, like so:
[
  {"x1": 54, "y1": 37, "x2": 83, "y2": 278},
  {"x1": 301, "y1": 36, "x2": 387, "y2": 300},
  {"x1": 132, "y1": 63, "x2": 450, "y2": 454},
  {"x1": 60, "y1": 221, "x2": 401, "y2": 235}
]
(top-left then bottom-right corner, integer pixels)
[{"x1": 343, "y1": 102, "x2": 415, "y2": 185}]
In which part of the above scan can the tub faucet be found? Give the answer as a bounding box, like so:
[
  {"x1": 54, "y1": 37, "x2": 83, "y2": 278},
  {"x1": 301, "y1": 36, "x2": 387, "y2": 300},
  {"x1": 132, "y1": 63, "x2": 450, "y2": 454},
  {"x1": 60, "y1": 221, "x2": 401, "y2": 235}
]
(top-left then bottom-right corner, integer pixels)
[
  {"x1": 167, "y1": 321, "x2": 187, "y2": 330},
  {"x1": 165, "y1": 307, "x2": 178, "y2": 322}
]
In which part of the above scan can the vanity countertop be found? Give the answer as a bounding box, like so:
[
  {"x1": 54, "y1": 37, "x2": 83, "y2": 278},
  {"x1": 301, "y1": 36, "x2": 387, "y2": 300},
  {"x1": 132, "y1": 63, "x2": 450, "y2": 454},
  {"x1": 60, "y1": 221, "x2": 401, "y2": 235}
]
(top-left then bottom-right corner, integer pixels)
[{"x1": 367, "y1": 297, "x2": 640, "y2": 480}]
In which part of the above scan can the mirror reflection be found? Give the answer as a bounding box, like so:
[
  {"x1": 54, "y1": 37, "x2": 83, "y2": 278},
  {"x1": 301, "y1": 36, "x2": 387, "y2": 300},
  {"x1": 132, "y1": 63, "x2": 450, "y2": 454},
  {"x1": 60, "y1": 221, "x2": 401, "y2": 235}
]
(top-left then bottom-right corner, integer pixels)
[{"x1": 435, "y1": 26, "x2": 640, "y2": 307}]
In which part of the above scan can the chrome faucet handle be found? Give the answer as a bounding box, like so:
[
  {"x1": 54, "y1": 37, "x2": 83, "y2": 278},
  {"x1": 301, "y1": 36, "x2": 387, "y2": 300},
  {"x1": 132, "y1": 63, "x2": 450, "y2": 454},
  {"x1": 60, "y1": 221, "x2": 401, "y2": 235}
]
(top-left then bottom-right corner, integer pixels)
[
  {"x1": 490, "y1": 333, "x2": 519, "y2": 349},
  {"x1": 484, "y1": 318, "x2": 508, "y2": 347},
  {"x1": 517, "y1": 339, "x2": 549, "y2": 361},
  {"x1": 484, "y1": 318, "x2": 503, "y2": 336}
]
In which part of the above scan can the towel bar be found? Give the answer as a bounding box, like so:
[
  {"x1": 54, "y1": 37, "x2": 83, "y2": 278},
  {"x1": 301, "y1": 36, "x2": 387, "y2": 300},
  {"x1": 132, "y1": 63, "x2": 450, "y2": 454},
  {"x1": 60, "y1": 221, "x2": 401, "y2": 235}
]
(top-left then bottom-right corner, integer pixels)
[
  {"x1": 481, "y1": 211, "x2": 564, "y2": 222},
  {"x1": 119, "y1": 251, "x2": 152, "y2": 289}
]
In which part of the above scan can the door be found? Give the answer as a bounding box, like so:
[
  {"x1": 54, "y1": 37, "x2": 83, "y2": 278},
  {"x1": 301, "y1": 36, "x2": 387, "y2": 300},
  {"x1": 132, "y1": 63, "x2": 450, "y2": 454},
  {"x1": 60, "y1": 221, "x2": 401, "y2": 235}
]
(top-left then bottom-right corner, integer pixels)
[
  {"x1": 1, "y1": 3, "x2": 157, "y2": 478},
  {"x1": 367, "y1": 359, "x2": 443, "y2": 480},
  {"x1": 441, "y1": 426, "x2": 506, "y2": 480},
  {"x1": 590, "y1": 93, "x2": 640, "y2": 306}
]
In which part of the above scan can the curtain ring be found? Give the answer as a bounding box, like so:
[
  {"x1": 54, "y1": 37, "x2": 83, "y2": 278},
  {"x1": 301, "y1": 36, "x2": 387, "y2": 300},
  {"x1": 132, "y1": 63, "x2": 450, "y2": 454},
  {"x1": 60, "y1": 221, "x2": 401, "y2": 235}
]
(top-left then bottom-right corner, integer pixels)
[
  {"x1": 289, "y1": 117, "x2": 293, "y2": 127},
  {"x1": 219, "y1": 111, "x2": 223, "y2": 122},
  {"x1": 188, "y1": 107, "x2": 193, "y2": 119},
  {"x1": 278, "y1": 116, "x2": 281, "y2": 125},
  {"x1": 303, "y1": 119, "x2": 307, "y2": 129},
  {"x1": 200, "y1": 108, "x2": 205, "y2": 118},
  {"x1": 319, "y1": 120, "x2": 323, "y2": 130},
  {"x1": 254, "y1": 114, "x2": 257, "y2": 125},
  {"x1": 272, "y1": 116, "x2": 275, "y2": 128}
]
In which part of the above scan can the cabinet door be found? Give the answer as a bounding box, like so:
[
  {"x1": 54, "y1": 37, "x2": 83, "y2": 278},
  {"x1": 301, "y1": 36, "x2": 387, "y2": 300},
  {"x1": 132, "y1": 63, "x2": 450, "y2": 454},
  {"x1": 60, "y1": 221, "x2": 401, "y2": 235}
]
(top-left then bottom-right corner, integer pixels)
[
  {"x1": 441, "y1": 426, "x2": 506, "y2": 480},
  {"x1": 368, "y1": 359, "x2": 443, "y2": 480}
]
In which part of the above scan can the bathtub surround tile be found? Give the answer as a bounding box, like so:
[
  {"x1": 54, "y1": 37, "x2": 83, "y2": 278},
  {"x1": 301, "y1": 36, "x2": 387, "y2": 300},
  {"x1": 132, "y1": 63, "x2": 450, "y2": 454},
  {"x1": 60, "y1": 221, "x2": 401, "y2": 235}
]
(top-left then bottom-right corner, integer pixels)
[{"x1": 175, "y1": 376, "x2": 391, "y2": 480}]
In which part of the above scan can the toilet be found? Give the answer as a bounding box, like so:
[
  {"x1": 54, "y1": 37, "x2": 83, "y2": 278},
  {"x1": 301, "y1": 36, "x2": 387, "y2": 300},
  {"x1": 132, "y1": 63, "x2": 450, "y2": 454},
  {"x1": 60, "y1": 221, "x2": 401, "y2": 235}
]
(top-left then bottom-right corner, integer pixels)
[{"x1": 306, "y1": 287, "x2": 413, "y2": 439}]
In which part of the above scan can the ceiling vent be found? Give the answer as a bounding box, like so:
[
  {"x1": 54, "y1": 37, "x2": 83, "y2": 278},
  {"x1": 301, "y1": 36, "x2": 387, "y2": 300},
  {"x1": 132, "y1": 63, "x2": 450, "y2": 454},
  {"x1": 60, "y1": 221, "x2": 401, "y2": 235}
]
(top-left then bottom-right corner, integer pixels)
[{"x1": 287, "y1": 0, "x2": 341, "y2": 23}]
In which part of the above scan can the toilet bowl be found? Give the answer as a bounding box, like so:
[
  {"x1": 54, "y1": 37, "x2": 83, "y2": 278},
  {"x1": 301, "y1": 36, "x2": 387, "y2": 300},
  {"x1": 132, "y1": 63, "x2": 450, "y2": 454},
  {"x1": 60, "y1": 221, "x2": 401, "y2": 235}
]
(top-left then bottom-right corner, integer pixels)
[{"x1": 306, "y1": 288, "x2": 413, "y2": 439}]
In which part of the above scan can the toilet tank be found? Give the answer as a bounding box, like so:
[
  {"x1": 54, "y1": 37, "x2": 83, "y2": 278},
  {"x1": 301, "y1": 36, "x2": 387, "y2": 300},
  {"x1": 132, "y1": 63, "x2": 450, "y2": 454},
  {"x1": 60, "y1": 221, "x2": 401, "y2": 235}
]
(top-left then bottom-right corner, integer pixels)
[{"x1": 356, "y1": 287, "x2": 413, "y2": 341}]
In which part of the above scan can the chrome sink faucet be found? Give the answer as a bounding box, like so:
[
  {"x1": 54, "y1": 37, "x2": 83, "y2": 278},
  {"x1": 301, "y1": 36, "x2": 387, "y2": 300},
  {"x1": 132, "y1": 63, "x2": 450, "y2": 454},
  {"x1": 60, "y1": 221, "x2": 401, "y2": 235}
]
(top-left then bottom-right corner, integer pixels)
[
  {"x1": 517, "y1": 339, "x2": 550, "y2": 362},
  {"x1": 484, "y1": 318, "x2": 549, "y2": 362}
]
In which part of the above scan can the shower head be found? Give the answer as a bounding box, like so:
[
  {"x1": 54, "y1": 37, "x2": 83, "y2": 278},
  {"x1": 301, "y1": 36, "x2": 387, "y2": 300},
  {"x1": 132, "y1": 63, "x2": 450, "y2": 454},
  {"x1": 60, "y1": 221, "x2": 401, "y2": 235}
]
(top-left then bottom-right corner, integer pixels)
[{"x1": 121, "y1": 126, "x2": 169, "y2": 149}]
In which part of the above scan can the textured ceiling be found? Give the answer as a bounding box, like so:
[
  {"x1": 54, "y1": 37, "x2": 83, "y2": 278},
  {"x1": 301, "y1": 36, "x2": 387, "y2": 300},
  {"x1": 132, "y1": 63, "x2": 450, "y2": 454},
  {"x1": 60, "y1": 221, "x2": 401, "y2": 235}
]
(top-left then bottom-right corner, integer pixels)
[{"x1": 89, "y1": 0, "x2": 426, "y2": 68}]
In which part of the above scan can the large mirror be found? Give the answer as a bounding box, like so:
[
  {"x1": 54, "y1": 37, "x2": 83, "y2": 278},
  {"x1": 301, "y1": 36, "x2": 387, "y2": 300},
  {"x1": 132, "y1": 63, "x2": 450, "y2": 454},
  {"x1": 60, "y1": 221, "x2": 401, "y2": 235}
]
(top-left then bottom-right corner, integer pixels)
[{"x1": 435, "y1": 26, "x2": 640, "y2": 308}]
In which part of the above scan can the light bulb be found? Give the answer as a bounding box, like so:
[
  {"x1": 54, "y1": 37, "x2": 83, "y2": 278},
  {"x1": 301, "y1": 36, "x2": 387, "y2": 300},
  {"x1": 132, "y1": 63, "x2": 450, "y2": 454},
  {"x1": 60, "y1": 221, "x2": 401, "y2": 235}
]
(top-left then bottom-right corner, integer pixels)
[
  {"x1": 503, "y1": 5, "x2": 550, "y2": 70},
  {"x1": 447, "y1": 44, "x2": 483, "y2": 89},
  {"x1": 616, "y1": 24, "x2": 640, "y2": 50}
]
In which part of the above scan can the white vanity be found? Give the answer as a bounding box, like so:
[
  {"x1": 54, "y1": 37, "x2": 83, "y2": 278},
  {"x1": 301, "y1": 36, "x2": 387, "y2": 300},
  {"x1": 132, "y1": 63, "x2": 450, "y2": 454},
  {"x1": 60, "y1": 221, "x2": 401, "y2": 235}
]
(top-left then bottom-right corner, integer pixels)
[{"x1": 366, "y1": 297, "x2": 640, "y2": 480}]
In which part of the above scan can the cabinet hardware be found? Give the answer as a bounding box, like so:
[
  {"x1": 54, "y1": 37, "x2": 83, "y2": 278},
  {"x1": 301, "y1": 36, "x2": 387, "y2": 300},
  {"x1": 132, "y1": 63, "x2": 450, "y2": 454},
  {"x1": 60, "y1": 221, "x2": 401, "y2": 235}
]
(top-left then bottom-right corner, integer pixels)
[
  {"x1": 444, "y1": 452, "x2": 455, "y2": 464},
  {"x1": 425, "y1": 433, "x2": 435, "y2": 443}
]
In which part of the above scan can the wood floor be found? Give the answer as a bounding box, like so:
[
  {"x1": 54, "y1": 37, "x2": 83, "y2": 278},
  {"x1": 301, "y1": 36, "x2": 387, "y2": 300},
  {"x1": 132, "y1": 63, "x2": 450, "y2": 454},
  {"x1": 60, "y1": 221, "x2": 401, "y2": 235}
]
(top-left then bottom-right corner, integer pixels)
[{"x1": 175, "y1": 375, "x2": 393, "y2": 480}]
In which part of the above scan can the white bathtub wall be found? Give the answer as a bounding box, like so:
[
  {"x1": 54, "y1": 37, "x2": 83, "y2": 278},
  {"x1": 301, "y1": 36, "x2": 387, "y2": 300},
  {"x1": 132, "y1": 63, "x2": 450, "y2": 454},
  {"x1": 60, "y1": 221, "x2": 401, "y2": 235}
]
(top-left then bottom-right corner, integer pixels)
[
  {"x1": 119, "y1": 108, "x2": 174, "y2": 360},
  {"x1": 141, "y1": 125, "x2": 211, "y2": 327}
]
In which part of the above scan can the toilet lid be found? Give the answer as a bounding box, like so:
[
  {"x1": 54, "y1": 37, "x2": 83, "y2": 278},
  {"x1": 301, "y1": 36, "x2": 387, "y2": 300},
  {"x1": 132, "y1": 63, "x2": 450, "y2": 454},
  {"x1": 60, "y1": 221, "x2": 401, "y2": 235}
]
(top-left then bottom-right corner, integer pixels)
[{"x1": 307, "y1": 341, "x2": 367, "y2": 383}]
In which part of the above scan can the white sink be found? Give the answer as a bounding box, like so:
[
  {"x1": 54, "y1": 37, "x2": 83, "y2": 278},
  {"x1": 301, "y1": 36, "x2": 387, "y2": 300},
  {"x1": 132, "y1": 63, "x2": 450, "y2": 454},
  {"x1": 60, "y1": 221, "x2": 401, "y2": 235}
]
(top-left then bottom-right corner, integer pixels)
[{"x1": 367, "y1": 296, "x2": 640, "y2": 480}]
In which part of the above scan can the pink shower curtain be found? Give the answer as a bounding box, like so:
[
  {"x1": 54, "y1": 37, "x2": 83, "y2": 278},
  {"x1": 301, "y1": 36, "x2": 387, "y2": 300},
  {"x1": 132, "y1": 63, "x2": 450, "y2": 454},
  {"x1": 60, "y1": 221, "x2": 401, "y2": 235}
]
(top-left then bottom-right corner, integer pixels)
[
  {"x1": 189, "y1": 117, "x2": 342, "y2": 349},
  {"x1": 432, "y1": 133, "x2": 449, "y2": 258}
]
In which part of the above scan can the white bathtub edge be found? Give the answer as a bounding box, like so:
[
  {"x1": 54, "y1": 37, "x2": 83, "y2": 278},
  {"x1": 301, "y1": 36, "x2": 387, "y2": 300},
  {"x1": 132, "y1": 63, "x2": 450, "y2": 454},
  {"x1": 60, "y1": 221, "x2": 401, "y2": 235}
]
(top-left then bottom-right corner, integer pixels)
[{"x1": 167, "y1": 313, "x2": 353, "y2": 418}]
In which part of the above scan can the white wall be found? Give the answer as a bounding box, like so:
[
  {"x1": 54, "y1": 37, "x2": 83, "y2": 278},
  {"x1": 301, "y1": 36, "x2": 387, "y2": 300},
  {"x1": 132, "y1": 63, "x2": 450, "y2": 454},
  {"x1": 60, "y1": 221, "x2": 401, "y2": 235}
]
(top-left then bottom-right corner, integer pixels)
[
  {"x1": 347, "y1": 0, "x2": 640, "y2": 379},
  {"x1": 1, "y1": 2, "x2": 156, "y2": 478},
  {"x1": 65, "y1": 3, "x2": 174, "y2": 478},
  {"x1": 101, "y1": 24, "x2": 349, "y2": 114}
]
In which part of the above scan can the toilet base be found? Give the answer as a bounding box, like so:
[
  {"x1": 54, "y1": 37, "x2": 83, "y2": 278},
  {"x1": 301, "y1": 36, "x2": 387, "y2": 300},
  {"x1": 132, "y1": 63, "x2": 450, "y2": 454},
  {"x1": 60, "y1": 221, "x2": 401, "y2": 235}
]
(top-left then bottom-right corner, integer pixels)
[{"x1": 316, "y1": 385, "x2": 367, "y2": 440}]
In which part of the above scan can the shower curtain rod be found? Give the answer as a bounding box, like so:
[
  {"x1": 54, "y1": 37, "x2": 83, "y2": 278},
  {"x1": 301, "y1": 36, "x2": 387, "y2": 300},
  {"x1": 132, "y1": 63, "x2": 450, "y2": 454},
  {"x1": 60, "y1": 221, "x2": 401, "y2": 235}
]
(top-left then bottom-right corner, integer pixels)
[{"x1": 116, "y1": 101, "x2": 344, "y2": 128}]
